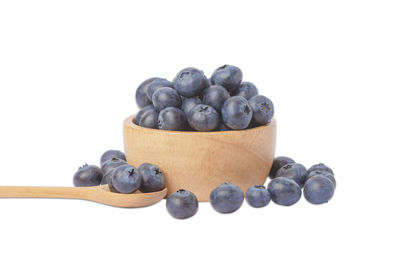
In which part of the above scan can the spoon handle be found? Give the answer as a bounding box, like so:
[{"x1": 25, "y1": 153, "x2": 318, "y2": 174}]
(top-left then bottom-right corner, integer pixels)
[{"x1": 0, "y1": 186, "x2": 89, "y2": 199}]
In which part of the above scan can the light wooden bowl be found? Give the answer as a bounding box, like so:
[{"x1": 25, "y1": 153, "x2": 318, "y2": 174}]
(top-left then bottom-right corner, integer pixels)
[{"x1": 123, "y1": 115, "x2": 276, "y2": 202}]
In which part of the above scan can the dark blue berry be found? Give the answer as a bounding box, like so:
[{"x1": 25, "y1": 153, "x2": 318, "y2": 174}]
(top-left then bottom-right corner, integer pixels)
[
  {"x1": 139, "y1": 108, "x2": 159, "y2": 129},
  {"x1": 236, "y1": 82, "x2": 259, "y2": 100},
  {"x1": 146, "y1": 78, "x2": 173, "y2": 100},
  {"x1": 211, "y1": 65, "x2": 243, "y2": 93},
  {"x1": 166, "y1": 189, "x2": 199, "y2": 219},
  {"x1": 307, "y1": 170, "x2": 336, "y2": 188},
  {"x1": 202, "y1": 85, "x2": 230, "y2": 111},
  {"x1": 110, "y1": 164, "x2": 142, "y2": 194},
  {"x1": 100, "y1": 150, "x2": 126, "y2": 165},
  {"x1": 152, "y1": 87, "x2": 182, "y2": 111},
  {"x1": 181, "y1": 96, "x2": 201, "y2": 115},
  {"x1": 136, "y1": 105, "x2": 155, "y2": 124},
  {"x1": 308, "y1": 163, "x2": 334, "y2": 176},
  {"x1": 158, "y1": 107, "x2": 187, "y2": 131},
  {"x1": 73, "y1": 164, "x2": 103, "y2": 187},
  {"x1": 135, "y1": 77, "x2": 158, "y2": 108},
  {"x1": 267, "y1": 177, "x2": 302, "y2": 206},
  {"x1": 101, "y1": 157, "x2": 127, "y2": 174},
  {"x1": 248, "y1": 95, "x2": 274, "y2": 126},
  {"x1": 221, "y1": 96, "x2": 253, "y2": 130},
  {"x1": 210, "y1": 182, "x2": 244, "y2": 213},
  {"x1": 138, "y1": 163, "x2": 166, "y2": 193},
  {"x1": 215, "y1": 122, "x2": 231, "y2": 131},
  {"x1": 276, "y1": 163, "x2": 308, "y2": 188},
  {"x1": 173, "y1": 67, "x2": 208, "y2": 98},
  {"x1": 188, "y1": 104, "x2": 220, "y2": 131},
  {"x1": 101, "y1": 168, "x2": 114, "y2": 185},
  {"x1": 245, "y1": 185, "x2": 271, "y2": 208},
  {"x1": 304, "y1": 176, "x2": 335, "y2": 204},
  {"x1": 269, "y1": 156, "x2": 295, "y2": 179}
]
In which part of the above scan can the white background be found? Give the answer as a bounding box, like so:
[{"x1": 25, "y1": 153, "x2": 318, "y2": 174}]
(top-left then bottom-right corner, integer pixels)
[{"x1": 0, "y1": 0, "x2": 399, "y2": 268}]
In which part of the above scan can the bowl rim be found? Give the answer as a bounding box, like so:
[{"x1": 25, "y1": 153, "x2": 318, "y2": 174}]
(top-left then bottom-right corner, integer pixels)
[{"x1": 124, "y1": 114, "x2": 276, "y2": 135}]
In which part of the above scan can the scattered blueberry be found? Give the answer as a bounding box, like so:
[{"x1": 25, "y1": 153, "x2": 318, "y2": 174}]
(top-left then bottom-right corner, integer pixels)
[
  {"x1": 245, "y1": 185, "x2": 271, "y2": 208},
  {"x1": 173, "y1": 67, "x2": 208, "y2": 98},
  {"x1": 202, "y1": 85, "x2": 230, "y2": 111},
  {"x1": 307, "y1": 170, "x2": 336, "y2": 188},
  {"x1": 181, "y1": 96, "x2": 202, "y2": 115},
  {"x1": 267, "y1": 177, "x2": 302, "y2": 206},
  {"x1": 188, "y1": 104, "x2": 220, "y2": 131},
  {"x1": 139, "y1": 108, "x2": 159, "y2": 129},
  {"x1": 304, "y1": 176, "x2": 335, "y2": 204},
  {"x1": 269, "y1": 156, "x2": 295, "y2": 179},
  {"x1": 158, "y1": 107, "x2": 187, "y2": 131},
  {"x1": 276, "y1": 163, "x2": 308, "y2": 188},
  {"x1": 236, "y1": 82, "x2": 259, "y2": 100},
  {"x1": 100, "y1": 150, "x2": 126, "y2": 165},
  {"x1": 136, "y1": 105, "x2": 155, "y2": 124},
  {"x1": 248, "y1": 95, "x2": 274, "y2": 126},
  {"x1": 101, "y1": 157, "x2": 127, "y2": 174},
  {"x1": 110, "y1": 164, "x2": 142, "y2": 194},
  {"x1": 308, "y1": 163, "x2": 334, "y2": 176},
  {"x1": 73, "y1": 164, "x2": 103, "y2": 187},
  {"x1": 211, "y1": 65, "x2": 243, "y2": 93},
  {"x1": 146, "y1": 78, "x2": 174, "y2": 100},
  {"x1": 221, "y1": 96, "x2": 253, "y2": 130},
  {"x1": 166, "y1": 189, "x2": 199, "y2": 219},
  {"x1": 135, "y1": 77, "x2": 158, "y2": 108},
  {"x1": 138, "y1": 163, "x2": 166, "y2": 193},
  {"x1": 210, "y1": 182, "x2": 244, "y2": 213},
  {"x1": 152, "y1": 87, "x2": 182, "y2": 111}
]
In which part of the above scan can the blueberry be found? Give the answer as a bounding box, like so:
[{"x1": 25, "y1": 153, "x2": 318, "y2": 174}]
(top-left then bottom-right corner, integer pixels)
[
  {"x1": 248, "y1": 95, "x2": 274, "y2": 126},
  {"x1": 146, "y1": 78, "x2": 174, "y2": 100},
  {"x1": 100, "y1": 168, "x2": 114, "y2": 185},
  {"x1": 166, "y1": 189, "x2": 199, "y2": 219},
  {"x1": 276, "y1": 163, "x2": 308, "y2": 188},
  {"x1": 138, "y1": 163, "x2": 166, "y2": 193},
  {"x1": 211, "y1": 65, "x2": 243, "y2": 93},
  {"x1": 215, "y1": 122, "x2": 231, "y2": 131},
  {"x1": 307, "y1": 170, "x2": 336, "y2": 188},
  {"x1": 73, "y1": 164, "x2": 103, "y2": 187},
  {"x1": 236, "y1": 82, "x2": 259, "y2": 100},
  {"x1": 100, "y1": 150, "x2": 126, "y2": 165},
  {"x1": 173, "y1": 67, "x2": 208, "y2": 98},
  {"x1": 245, "y1": 185, "x2": 271, "y2": 208},
  {"x1": 158, "y1": 107, "x2": 187, "y2": 131},
  {"x1": 139, "y1": 108, "x2": 159, "y2": 129},
  {"x1": 221, "y1": 96, "x2": 253, "y2": 130},
  {"x1": 152, "y1": 87, "x2": 182, "y2": 111},
  {"x1": 308, "y1": 163, "x2": 334, "y2": 176},
  {"x1": 304, "y1": 176, "x2": 335, "y2": 204},
  {"x1": 101, "y1": 157, "x2": 127, "y2": 174},
  {"x1": 135, "y1": 77, "x2": 158, "y2": 108},
  {"x1": 210, "y1": 182, "x2": 244, "y2": 213},
  {"x1": 181, "y1": 96, "x2": 202, "y2": 115},
  {"x1": 110, "y1": 164, "x2": 142, "y2": 194},
  {"x1": 202, "y1": 85, "x2": 230, "y2": 111},
  {"x1": 136, "y1": 105, "x2": 155, "y2": 124},
  {"x1": 269, "y1": 156, "x2": 295, "y2": 179},
  {"x1": 188, "y1": 104, "x2": 220, "y2": 131},
  {"x1": 267, "y1": 177, "x2": 302, "y2": 206}
]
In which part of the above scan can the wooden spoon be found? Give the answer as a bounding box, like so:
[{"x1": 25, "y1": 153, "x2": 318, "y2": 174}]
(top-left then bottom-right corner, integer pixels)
[{"x1": 0, "y1": 184, "x2": 167, "y2": 208}]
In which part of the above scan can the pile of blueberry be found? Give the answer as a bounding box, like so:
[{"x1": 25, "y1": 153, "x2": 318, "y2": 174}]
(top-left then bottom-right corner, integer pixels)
[
  {"x1": 135, "y1": 65, "x2": 274, "y2": 131},
  {"x1": 73, "y1": 150, "x2": 166, "y2": 194},
  {"x1": 166, "y1": 157, "x2": 336, "y2": 219}
]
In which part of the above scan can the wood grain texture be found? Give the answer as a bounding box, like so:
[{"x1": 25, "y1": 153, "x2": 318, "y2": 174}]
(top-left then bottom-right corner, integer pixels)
[
  {"x1": 123, "y1": 115, "x2": 276, "y2": 201},
  {"x1": 0, "y1": 185, "x2": 167, "y2": 208}
]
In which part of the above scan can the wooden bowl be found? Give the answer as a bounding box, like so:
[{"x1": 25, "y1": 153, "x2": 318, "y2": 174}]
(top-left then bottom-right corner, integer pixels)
[{"x1": 123, "y1": 115, "x2": 276, "y2": 202}]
